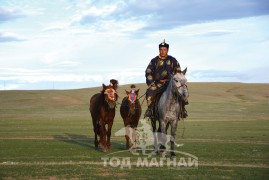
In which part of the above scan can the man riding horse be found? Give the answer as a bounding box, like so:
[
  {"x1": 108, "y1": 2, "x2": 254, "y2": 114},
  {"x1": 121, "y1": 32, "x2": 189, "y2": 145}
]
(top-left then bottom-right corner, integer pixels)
[{"x1": 144, "y1": 40, "x2": 188, "y2": 119}]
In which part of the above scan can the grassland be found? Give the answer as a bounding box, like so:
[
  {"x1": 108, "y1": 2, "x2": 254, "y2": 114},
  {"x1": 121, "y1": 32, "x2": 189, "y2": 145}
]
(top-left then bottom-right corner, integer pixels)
[{"x1": 0, "y1": 82, "x2": 269, "y2": 179}]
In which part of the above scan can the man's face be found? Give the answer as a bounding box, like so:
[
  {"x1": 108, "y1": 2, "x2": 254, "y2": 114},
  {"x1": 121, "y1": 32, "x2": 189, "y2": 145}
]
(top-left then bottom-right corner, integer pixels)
[{"x1": 159, "y1": 47, "x2": 168, "y2": 57}]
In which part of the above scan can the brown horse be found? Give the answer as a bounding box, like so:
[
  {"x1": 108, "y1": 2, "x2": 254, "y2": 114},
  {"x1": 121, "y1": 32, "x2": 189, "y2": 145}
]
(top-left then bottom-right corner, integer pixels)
[
  {"x1": 120, "y1": 89, "x2": 141, "y2": 149},
  {"x1": 90, "y1": 83, "x2": 118, "y2": 152}
]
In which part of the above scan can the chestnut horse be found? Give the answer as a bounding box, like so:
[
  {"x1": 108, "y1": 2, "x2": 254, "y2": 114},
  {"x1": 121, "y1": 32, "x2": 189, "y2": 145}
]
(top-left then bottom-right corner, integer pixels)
[
  {"x1": 90, "y1": 84, "x2": 118, "y2": 152},
  {"x1": 120, "y1": 89, "x2": 141, "y2": 150}
]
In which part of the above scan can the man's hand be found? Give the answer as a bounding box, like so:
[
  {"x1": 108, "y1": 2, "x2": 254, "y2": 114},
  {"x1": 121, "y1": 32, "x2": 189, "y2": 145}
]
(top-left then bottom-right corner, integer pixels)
[
  {"x1": 159, "y1": 79, "x2": 169, "y2": 83},
  {"x1": 148, "y1": 82, "x2": 155, "y2": 88}
]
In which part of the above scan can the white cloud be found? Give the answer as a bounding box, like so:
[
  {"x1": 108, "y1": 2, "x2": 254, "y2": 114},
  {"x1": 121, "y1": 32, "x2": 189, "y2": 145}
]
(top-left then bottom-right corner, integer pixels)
[
  {"x1": 0, "y1": 83, "x2": 25, "y2": 90},
  {"x1": 0, "y1": 7, "x2": 25, "y2": 22},
  {"x1": 0, "y1": 1, "x2": 268, "y2": 90},
  {"x1": 0, "y1": 67, "x2": 144, "y2": 84},
  {"x1": 42, "y1": 23, "x2": 68, "y2": 32},
  {"x1": 0, "y1": 32, "x2": 26, "y2": 42},
  {"x1": 71, "y1": 4, "x2": 118, "y2": 24},
  {"x1": 49, "y1": 61, "x2": 81, "y2": 67}
]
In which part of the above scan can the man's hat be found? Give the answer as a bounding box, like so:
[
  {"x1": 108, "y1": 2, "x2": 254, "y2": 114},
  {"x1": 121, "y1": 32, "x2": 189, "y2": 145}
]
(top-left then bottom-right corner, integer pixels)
[{"x1": 159, "y1": 39, "x2": 169, "y2": 49}]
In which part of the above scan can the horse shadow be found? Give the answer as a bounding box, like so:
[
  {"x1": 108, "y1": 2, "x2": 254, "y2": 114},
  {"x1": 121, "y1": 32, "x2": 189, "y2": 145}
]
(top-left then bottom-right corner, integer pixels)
[
  {"x1": 53, "y1": 133, "x2": 123, "y2": 151},
  {"x1": 53, "y1": 133, "x2": 95, "y2": 149}
]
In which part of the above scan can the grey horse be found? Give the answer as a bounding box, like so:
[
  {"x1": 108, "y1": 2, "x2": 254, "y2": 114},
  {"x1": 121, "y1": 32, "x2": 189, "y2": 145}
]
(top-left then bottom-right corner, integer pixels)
[{"x1": 153, "y1": 68, "x2": 188, "y2": 157}]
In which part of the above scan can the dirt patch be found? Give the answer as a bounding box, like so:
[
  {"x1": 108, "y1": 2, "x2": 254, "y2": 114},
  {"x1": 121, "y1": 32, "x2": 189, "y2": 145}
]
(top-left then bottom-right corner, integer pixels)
[
  {"x1": 0, "y1": 137, "x2": 55, "y2": 140},
  {"x1": 199, "y1": 162, "x2": 269, "y2": 168},
  {"x1": 226, "y1": 87, "x2": 239, "y2": 93},
  {"x1": 183, "y1": 138, "x2": 269, "y2": 145},
  {"x1": 1, "y1": 137, "x2": 268, "y2": 145},
  {"x1": 1, "y1": 161, "x2": 268, "y2": 169},
  {"x1": 0, "y1": 136, "x2": 122, "y2": 141},
  {"x1": 0, "y1": 161, "x2": 104, "y2": 166},
  {"x1": 96, "y1": 172, "x2": 111, "y2": 177},
  {"x1": 116, "y1": 172, "x2": 127, "y2": 177},
  {"x1": 189, "y1": 119, "x2": 268, "y2": 122}
]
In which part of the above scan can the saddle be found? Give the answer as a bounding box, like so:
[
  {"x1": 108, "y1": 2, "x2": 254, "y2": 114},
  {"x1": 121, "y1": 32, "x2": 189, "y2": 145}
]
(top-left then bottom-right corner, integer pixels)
[{"x1": 149, "y1": 85, "x2": 188, "y2": 122}]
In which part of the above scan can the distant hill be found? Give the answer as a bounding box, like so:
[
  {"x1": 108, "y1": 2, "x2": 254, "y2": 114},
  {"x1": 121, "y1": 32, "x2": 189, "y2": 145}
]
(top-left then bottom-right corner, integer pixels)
[{"x1": 1, "y1": 82, "x2": 268, "y2": 122}]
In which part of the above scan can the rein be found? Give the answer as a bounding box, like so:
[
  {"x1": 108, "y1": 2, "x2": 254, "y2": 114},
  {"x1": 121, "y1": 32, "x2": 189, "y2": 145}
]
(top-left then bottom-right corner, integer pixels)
[
  {"x1": 173, "y1": 81, "x2": 187, "y2": 138},
  {"x1": 138, "y1": 92, "x2": 147, "y2": 106}
]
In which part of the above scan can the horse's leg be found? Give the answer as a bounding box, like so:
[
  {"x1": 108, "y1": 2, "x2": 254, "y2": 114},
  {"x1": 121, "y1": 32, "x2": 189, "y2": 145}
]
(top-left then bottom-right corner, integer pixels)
[
  {"x1": 93, "y1": 120, "x2": 99, "y2": 148},
  {"x1": 99, "y1": 119, "x2": 107, "y2": 151},
  {"x1": 131, "y1": 127, "x2": 137, "y2": 150},
  {"x1": 106, "y1": 119, "x2": 114, "y2": 150},
  {"x1": 160, "y1": 119, "x2": 168, "y2": 153},
  {"x1": 170, "y1": 120, "x2": 179, "y2": 158},
  {"x1": 151, "y1": 118, "x2": 158, "y2": 154},
  {"x1": 125, "y1": 125, "x2": 130, "y2": 149}
]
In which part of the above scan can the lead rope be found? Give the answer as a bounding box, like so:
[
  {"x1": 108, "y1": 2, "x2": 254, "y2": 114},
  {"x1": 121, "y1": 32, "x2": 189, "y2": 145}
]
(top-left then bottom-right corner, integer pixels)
[
  {"x1": 139, "y1": 92, "x2": 147, "y2": 107},
  {"x1": 179, "y1": 93, "x2": 186, "y2": 139},
  {"x1": 181, "y1": 105, "x2": 186, "y2": 138},
  {"x1": 181, "y1": 84, "x2": 189, "y2": 138}
]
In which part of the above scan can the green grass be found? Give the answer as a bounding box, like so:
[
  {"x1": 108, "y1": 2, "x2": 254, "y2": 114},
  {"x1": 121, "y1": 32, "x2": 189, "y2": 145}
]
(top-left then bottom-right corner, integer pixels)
[
  {"x1": 0, "y1": 82, "x2": 269, "y2": 179},
  {"x1": 1, "y1": 165, "x2": 268, "y2": 180}
]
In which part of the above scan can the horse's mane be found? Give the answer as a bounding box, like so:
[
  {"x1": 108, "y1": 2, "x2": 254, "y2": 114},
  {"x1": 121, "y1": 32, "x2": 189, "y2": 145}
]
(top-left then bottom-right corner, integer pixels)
[
  {"x1": 159, "y1": 74, "x2": 182, "y2": 108},
  {"x1": 163, "y1": 76, "x2": 173, "y2": 100}
]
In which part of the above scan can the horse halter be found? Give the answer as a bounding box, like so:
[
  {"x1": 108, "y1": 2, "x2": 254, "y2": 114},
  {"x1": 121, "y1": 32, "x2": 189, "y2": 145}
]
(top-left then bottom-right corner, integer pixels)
[
  {"x1": 177, "y1": 84, "x2": 187, "y2": 90},
  {"x1": 128, "y1": 92, "x2": 137, "y2": 104},
  {"x1": 172, "y1": 77, "x2": 188, "y2": 100},
  {"x1": 104, "y1": 88, "x2": 117, "y2": 101},
  {"x1": 127, "y1": 92, "x2": 138, "y2": 115}
]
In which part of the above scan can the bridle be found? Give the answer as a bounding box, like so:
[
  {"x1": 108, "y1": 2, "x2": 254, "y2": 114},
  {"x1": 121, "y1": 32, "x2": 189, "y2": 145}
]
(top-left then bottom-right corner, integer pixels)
[
  {"x1": 104, "y1": 88, "x2": 117, "y2": 106},
  {"x1": 121, "y1": 92, "x2": 140, "y2": 113},
  {"x1": 128, "y1": 92, "x2": 137, "y2": 104},
  {"x1": 177, "y1": 84, "x2": 187, "y2": 89},
  {"x1": 172, "y1": 76, "x2": 188, "y2": 101}
]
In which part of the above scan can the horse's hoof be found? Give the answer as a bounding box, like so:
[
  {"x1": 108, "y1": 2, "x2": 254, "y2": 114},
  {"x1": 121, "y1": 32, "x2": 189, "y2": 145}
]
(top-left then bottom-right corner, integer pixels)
[
  {"x1": 130, "y1": 148, "x2": 137, "y2": 154},
  {"x1": 159, "y1": 146, "x2": 166, "y2": 153},
  {"x1": 151, "y1": 150, "x2": 159, "y2": 155},
  {"x1": 161, "y1": 151, "x2": 167, "y2": 158},
  {"x1": 95, "y1": 144, "x2": 102, "y2": 150},
  {"x1": 171, "y1": 152, "x2": 176, "y2": 158},
  {"x1": 102, "y1": 148, "x2": 108, "y2": 152}
]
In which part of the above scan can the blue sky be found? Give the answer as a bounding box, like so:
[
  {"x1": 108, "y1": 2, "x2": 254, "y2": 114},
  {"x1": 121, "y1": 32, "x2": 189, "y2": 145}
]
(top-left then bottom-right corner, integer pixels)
[{"x1": 0, "y1": 0, "x2": 269, "y2": 90}]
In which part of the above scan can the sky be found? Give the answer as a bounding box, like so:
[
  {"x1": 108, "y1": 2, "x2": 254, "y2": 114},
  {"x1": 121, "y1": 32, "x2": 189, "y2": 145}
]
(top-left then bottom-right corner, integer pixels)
[{"x1": 0, "y1": 0, "x2": 269, "y2": 90}]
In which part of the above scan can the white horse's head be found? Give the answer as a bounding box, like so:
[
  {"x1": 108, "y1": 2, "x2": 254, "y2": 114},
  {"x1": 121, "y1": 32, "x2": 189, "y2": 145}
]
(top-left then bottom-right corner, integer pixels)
[{"x1": 172, "y1": 68, "x2": 188, "y2": 99}]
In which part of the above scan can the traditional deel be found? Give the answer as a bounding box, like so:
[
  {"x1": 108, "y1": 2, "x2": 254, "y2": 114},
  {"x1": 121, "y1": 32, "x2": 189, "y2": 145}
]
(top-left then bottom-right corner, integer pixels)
[{"x1": 145, "y1": 55, "x2": 181, "y2": 102}]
